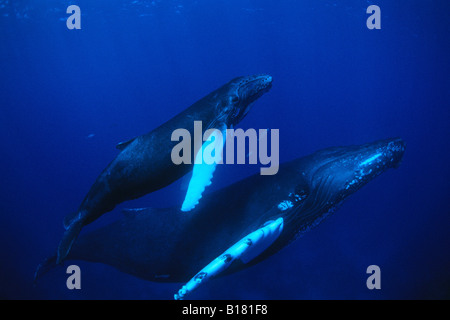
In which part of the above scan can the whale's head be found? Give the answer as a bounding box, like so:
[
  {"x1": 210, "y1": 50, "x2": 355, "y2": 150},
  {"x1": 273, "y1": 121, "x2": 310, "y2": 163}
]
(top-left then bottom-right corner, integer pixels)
[
  {"x1": 220, "y1": 74, "x2": 273, "y2": 125},
  {"x1": 306, "y1": 137, "x2": 405, "y2": 198},
  {"x1": 279, "y1": 138, "x2": 405, "y2": 237}
]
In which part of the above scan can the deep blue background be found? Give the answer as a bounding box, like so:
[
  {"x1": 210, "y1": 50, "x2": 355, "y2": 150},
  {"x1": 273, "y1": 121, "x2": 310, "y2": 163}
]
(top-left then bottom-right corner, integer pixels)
[{"x1": 0, "y1": 0, "x2": 449, "y2": 299}]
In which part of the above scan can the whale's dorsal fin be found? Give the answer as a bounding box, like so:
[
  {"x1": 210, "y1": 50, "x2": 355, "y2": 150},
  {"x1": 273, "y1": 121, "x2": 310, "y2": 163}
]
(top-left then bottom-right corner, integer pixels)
[
  {"x1": 116, "y1": 137, "x2": 136, "y2": 150},
  {"x1": 122, "y1": 207, "x2": 173, "y2": 219},
  {"x1": 181, "y1": 124, "x2": 227, "y2": 212},
  {"x1": 122, "y1": 208, "x2": 151, "y2": 216},
  {"x1": 174, "y1": 218, "x2": 284, "y2": 300}
]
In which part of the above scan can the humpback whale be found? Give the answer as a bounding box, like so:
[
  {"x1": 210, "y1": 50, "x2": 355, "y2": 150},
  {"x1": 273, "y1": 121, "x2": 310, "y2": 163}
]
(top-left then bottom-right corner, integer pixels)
[
  {"x1": 36, "y1": 138, "x2": 405, "y2": 299},
  {"x1": 56, "y1": 74, "x2": 273, "y2": 264}
]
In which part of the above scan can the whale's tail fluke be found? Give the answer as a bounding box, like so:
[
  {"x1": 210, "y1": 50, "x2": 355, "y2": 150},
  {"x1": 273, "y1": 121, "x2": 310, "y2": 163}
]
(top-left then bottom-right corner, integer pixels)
[
  {"x1": 33, "y1": 254, "x2": 58, "y2": 285},
  {"x1": 57, "y1": 215, "x2": 84, "y2": 264},
  {"x1": 35, "y1": 212, "x2": 85, "y2": 283}
]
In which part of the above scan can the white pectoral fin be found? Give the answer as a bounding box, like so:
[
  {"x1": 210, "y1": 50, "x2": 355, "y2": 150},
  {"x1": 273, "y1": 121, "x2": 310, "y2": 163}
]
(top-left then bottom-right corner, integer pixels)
[
  {"x1": 181, "y1": 125, "x2": 227, "y2": 212},
  {"x1": 174, "y1": 218, "x2": 284, "y2": 300},
  {"x1": 239, "y1": 218, "x2": 284, "y2": 264}
]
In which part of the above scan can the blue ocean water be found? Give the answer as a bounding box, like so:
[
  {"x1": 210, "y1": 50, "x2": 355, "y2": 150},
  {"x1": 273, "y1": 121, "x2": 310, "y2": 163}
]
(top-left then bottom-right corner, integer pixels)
[{"x1": 0, "y1": 0, "x2": 449, "y2": 300}]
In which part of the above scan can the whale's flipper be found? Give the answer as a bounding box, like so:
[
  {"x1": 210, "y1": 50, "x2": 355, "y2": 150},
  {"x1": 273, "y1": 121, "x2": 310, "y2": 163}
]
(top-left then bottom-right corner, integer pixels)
[
  {"x1": 174, "y1": 218, "x2": 284, "y2": 300},
  {"x1": 181, "y1": 125, "x2": 227, "y2": 212}
]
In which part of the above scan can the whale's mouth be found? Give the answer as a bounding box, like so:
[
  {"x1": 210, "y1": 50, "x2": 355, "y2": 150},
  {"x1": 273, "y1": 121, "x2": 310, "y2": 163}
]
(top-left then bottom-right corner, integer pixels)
[
  {"x1": 357, "y1": 137, "x2": 406, "y2": 171},
  {"x1": 307, "y1": 138, "x2": 406, "y2": 202}
]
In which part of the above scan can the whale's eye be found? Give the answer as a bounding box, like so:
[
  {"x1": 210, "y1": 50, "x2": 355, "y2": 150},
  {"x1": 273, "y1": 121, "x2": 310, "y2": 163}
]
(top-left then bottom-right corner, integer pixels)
[
  {"x1": 230, "y1": 95, "x2": 239, "y2": 103},
  {"x1": 294, "y1": 187, "x2": 309, "y2": 201}
]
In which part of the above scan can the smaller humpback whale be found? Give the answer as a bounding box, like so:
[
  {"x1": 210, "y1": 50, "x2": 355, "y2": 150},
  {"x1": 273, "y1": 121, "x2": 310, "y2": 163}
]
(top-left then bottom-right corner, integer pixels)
[
  {"x1": 36, "y1": 138, "x2": 405, "y2": 299},
  {"x1": 56, "y1": 75, "x2": 273, "y2": 264}
]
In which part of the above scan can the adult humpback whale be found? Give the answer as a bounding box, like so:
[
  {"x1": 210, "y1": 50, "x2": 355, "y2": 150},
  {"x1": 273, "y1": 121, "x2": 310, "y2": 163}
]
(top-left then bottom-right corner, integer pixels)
[
  {"x1": 36, "y1": 138, "x2": 405, "y2": 299},
  {"x1": 56, "y1": 74, "x2": 273, "y2": 264}
]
